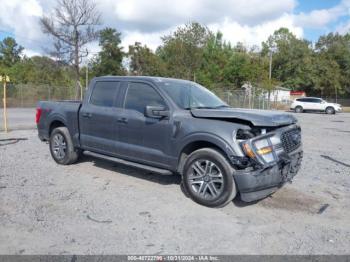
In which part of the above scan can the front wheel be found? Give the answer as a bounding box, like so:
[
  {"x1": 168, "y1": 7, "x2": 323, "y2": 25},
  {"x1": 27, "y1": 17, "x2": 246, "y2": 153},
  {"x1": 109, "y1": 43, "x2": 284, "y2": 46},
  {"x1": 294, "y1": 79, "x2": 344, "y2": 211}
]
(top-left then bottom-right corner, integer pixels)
[
  {"x1": 325, "y1": 107, "x2": 335, "y2": 114},
  {"x1": 49, "y1": 126, "x2": 80, "y2": 165},
  {"x1": 182, "y1": 148, "x2": 237, "y2": 208}
]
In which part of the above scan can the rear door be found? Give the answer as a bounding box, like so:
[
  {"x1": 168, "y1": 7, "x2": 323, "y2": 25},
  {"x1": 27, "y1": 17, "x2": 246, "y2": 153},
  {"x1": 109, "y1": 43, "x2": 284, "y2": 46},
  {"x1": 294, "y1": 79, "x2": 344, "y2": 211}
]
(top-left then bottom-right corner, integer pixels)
[
  {"x1": 306, "y1": 98, "x2": 322, "y2": 110},
  {"x1": 116, "y1": 81, "x2": 174, "y2": 168},
  {"x1": 300, "y1": 98, "x2": 313, "y2": 110},
  {"x1": 79, "y1": 81, "x2": 121, "y2": 154}
]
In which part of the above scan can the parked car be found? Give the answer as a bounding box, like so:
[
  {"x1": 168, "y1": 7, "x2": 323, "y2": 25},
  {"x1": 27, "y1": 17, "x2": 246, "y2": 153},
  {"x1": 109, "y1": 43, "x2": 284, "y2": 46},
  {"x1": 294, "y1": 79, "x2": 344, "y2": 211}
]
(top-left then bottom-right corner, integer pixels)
[
  {"x1": 290, "y1": 97, "x2": 342, "y2": 114},
  {"x1": 36, "y1": 76, "x2": 303, "y2": 208}
]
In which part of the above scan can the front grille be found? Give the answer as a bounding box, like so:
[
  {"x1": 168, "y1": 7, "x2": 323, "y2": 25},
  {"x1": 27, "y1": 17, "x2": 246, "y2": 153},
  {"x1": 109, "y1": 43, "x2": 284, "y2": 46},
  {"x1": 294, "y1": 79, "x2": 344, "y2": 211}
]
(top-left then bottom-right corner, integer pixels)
[{"x1": 281, "y1": 128, "x2": 301, "y2": 153}]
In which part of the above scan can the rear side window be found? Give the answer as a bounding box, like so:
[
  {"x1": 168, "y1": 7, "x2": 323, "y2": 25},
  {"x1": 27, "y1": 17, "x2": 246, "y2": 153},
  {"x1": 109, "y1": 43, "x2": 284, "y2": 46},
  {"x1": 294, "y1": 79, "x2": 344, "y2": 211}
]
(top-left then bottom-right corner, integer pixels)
[
  {"x1": 124, "y1": 82, "x2": 166, "y2": 114},
  {"x1": 310, "y1": 98, "x2": 321, "y2": 103},
  {"x1": 90, "y1": 81, "x2": 119, "y2": 107}
]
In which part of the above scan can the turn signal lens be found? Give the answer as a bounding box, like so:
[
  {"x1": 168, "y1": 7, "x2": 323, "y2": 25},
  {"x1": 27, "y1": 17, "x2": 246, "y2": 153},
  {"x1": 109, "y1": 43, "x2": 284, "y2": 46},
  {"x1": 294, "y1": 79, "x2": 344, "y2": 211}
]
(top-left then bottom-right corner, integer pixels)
[
  {"x1": 242, "y1": 143, "x2": 255, "y2": 158},
  {"x1": 257, "y1": 146, "x2": 273, "y2": 155}
]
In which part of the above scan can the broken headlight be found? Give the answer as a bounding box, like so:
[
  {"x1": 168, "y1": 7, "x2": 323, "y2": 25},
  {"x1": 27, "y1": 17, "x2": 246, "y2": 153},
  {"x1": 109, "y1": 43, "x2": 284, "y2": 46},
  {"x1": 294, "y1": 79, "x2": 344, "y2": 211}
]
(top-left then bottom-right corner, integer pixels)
[{"x1": 241, "y1": 137, "x2": 276, "y2": 164}]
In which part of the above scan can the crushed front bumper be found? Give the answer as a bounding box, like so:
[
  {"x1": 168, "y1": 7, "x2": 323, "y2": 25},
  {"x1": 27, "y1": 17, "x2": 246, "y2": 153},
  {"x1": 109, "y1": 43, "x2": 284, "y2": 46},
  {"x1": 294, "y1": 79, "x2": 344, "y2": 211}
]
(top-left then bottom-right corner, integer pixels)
[{"x1": 233, "y1": 150, "x2": 303, "y2": 202}]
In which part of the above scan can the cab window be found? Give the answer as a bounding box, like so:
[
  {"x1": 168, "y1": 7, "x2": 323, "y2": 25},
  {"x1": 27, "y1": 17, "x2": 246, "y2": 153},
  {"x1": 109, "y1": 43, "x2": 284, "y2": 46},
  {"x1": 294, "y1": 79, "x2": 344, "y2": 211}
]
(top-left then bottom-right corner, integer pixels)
[
  {"x1": 90, "y1": 81, "x2": 119, "y2": 107},
  {"x1": 124, "y1": 82, "x2": 166, "y2": 114}
]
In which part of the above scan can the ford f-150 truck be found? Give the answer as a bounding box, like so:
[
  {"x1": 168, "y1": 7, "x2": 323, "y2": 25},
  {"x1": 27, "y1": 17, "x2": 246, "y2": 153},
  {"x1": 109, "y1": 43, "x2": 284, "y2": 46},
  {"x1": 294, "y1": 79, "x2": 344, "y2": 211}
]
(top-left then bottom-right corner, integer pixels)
[{"x1": 37, "y1": 76, "x2": 303, "y2": 207}]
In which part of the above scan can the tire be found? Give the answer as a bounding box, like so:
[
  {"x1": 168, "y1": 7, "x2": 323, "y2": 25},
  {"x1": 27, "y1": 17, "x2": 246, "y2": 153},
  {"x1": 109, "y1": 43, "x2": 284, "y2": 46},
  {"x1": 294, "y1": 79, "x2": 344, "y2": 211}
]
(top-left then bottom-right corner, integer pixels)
[
  {"x1": 294, "y1": 106, "x2": 303, "y2": 113},
  {"x1": 182, "y1": 148, "x2": 237, "y2": 208},
  {"x1": 325, "y1": 106, "x2": 335, "y2": 114},
  {"x1": 49, "y1": 126, "x2": 80, "y2": 165}
]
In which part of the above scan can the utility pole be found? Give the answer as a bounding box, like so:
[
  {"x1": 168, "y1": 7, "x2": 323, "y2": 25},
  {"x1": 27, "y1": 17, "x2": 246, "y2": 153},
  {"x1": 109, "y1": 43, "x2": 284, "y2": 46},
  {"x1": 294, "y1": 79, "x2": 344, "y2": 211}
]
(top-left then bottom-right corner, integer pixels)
[
  {"x1": 1, "y1": 75, "x2": 10, "y2": 133},
  {"x1": 86, "y1": 64, "x2": 89, "y2": 91},
  {"x1": 268, "y1": 51, "x2": 272, "y2": 109}
]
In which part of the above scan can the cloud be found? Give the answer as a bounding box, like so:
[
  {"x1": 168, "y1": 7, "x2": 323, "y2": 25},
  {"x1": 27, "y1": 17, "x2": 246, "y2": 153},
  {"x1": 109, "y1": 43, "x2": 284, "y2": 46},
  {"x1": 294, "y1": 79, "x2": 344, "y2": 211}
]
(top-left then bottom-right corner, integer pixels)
[
  {"x1": 0, "y1": 0, "x2": 347, "y2": 57},
  {"x1": 335, "y1": 20, "x2": 350, "y2": 35},
  {"x1": 102, "y1": 0, "x2": 296, "y2": 32},
  {"x1": 208, "y1": 14, "x2": 303, "y2": 48},
  {"x1": 294, "y1": 0, "x2": 350, "y2": 28},
  {"x1": 0, "y1": 0, "x2": 45, "y2": 50}
]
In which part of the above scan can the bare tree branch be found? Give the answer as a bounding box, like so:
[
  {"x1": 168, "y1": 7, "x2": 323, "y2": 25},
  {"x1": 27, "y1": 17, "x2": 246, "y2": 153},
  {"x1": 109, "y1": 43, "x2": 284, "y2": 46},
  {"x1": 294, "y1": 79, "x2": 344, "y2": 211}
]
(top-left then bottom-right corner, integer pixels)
[{"x1": 40, "y1": 0, "x2": 101, "y2": 99}]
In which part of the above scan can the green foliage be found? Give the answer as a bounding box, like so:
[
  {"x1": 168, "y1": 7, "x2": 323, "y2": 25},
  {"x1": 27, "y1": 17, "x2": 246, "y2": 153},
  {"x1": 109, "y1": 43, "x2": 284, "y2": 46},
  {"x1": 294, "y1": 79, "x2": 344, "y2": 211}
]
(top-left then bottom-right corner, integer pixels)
[
  {"x1": 90, "y1": 27, "x2": 125, "y2": 76},
  {"x1": 128, "y1": 42, "x2": 167, "y2": 76},
  {"x1": 315, "y1": 33, "x2": 350, "y2": 95},
  {"x1": 196, "y1": 32, "x2": 232, "y2": 88},
  {"x1": 157, "y1": 22, "x2": 212, "y2": 80},
  {"x1": 2, "y1": 23, "x2": 350, "y2": 101},
  {"x1": 262, "y1": 28, "x2": 314, "y2": 91},
  {"x1": 0, "y1": 37, "x2": 24, "y2": 68}
]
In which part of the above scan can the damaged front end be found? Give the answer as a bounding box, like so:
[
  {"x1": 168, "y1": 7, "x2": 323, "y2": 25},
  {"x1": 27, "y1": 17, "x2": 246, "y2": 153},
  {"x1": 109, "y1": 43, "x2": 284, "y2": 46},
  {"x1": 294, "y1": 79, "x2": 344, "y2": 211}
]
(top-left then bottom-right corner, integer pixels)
[{"x1": 231, "y1": 124, "x2": 303, "y2": 202}]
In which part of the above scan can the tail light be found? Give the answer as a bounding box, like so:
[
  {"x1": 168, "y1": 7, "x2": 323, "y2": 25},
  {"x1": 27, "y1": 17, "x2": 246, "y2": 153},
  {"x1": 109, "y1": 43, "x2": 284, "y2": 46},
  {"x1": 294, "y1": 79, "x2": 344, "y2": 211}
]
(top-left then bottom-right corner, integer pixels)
[{"x1": 35, "y1": 108, "x2": 42, "y2": 124}]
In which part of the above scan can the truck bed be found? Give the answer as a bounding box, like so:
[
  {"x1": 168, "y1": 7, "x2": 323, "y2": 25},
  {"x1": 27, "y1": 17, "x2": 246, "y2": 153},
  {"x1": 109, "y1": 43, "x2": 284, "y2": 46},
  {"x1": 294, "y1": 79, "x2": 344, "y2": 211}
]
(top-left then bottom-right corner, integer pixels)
[{"x1": 37, "y1": 100, "x2": 82, "y2": 146}]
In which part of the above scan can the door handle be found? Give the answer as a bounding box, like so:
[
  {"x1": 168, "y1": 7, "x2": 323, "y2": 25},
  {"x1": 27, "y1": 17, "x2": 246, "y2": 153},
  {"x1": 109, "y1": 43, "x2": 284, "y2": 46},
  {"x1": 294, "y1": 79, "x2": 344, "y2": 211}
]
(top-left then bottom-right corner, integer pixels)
[
  {"x1": 82, "y1": 112, "x2": 92, "y2": 118},
  {"x1": 117, "y1": 117, "x2": 128, "y2": 124}
]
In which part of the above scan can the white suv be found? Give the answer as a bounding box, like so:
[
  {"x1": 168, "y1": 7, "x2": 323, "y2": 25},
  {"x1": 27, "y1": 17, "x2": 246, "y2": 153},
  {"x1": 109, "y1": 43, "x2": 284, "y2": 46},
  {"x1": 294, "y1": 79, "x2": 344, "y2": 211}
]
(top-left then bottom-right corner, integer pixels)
[{"x1": 290, "y1": 97, "x2": 342, "y2": 114}]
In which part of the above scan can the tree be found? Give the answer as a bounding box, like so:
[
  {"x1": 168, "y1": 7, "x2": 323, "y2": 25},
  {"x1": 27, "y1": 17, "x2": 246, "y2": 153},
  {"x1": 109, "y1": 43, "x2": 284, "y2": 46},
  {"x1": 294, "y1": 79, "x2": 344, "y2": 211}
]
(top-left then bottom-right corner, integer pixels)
[
  {"x1": 91, "y1": 27, "x2": 125, "y2": 76},
  {"x1": 128, "y1": 42, "x2": 166, "y2": 76},
  {"x1": 196, "y1": 32, "x2": 233, "y2": 88},
  {"x1": 40, "y1": 0, "x2": 101, "y2": 98},
  {"x1": 223, "y1": 51, "x2": 254, "y2": 89},
  {"x1": 315, "y1": 33, "x2": 350, "y2": 96},
  {"x1": 311, "y1": 54, "x2": 341, "y2": 97},
  {"x1": 262, "y1": 28, "x2": 314, "y2": 91},
  {"x1": 0, "y1": 37, "x2": 24, "y2": 67},
  {"x1": 157, "y1": 22, "x2": 212, "y2": 80}
]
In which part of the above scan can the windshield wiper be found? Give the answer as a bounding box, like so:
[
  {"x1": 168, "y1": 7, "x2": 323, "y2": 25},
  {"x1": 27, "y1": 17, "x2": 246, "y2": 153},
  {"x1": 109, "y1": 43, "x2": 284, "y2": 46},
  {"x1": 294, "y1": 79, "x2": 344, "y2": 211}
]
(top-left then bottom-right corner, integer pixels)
[
  {"x1": 212, "y1": 105, "x2": 230, "y2": 109},
  {"x1": 186, "y1": 105, "x2": 230, "y2": 110}
]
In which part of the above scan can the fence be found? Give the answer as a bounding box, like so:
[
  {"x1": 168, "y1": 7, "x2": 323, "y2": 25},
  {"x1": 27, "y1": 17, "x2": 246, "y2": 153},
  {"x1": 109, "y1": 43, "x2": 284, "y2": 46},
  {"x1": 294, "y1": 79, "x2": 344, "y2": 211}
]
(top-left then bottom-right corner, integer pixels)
[
  {"x1": 0, "y1": 84, "x2": 76, "y2": 107},
  {"x1": 1, "y1": 83, "x2": 349, "y2": 110},
  {"x1": 322, "y1": 98, "x2": 350, "y2": 107},
  {"x1": 214, "y1": 89, "x2": 290, "y2": 110}
]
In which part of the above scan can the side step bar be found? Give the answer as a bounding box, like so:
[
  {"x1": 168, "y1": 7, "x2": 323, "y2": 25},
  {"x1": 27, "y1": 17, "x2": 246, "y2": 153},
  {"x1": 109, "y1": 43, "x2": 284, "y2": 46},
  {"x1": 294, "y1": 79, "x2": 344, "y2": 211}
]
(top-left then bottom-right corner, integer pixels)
[{"x1": 83, "y1": 151, "x2": 173, "y2": 175}]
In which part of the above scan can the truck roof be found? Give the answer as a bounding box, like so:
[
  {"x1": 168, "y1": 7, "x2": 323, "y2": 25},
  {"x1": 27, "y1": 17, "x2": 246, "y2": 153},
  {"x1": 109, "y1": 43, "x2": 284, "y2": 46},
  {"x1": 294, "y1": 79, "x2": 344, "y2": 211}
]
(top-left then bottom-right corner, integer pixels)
[{"x1": 93, "y1": 75, "x2": 191, "y2": 84}]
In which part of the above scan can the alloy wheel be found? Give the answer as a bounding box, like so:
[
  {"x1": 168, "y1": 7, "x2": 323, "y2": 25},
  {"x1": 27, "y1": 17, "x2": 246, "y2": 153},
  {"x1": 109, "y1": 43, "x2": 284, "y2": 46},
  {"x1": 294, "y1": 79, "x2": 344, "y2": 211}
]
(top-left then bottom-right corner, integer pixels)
[
  {"x1": 187, "y1": 160, "x2": 224, "y2": 200},
  {"x1": 52, "y1": 133, "x2": 67, "y2": 160}
]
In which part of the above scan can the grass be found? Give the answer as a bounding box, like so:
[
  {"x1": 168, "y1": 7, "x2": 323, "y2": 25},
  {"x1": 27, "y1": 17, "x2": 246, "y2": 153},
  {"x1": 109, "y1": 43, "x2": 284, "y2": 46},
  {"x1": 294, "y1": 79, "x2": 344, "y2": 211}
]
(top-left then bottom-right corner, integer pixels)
[{"x1": 343, "y1": 107, "x2": 350, "y2": 113}]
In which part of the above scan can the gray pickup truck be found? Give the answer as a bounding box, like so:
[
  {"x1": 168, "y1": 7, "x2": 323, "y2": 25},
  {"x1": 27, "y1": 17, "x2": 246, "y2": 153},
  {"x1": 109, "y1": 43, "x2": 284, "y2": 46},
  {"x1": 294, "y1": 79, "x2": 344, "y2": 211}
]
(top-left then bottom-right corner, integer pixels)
[{"x1": 37, "y1": 76, "x2": 303, "y2": 207}]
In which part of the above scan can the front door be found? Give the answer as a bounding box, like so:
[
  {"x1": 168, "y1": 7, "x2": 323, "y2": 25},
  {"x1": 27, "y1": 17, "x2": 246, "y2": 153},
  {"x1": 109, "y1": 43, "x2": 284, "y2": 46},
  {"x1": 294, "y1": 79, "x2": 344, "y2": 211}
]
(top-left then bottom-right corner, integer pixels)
[{"x1": 116, "y1": 81, "x2": 173, "y2": 168}]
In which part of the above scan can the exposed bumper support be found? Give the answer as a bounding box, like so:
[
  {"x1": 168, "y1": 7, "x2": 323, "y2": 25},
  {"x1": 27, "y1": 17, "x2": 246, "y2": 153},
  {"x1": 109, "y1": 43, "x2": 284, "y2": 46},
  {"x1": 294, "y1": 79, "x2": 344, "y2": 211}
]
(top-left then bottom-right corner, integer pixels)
[{"x1": 233, "y1": 151, "x2": 303, "y2": 202}]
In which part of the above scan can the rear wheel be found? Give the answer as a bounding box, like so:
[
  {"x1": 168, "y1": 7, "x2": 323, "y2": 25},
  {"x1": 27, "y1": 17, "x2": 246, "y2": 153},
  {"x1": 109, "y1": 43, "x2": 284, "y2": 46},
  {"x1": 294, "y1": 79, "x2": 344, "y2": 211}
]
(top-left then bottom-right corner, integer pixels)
[
  {"x1": 182, "y1": 148, "x2": 236, "y2": 208},
  {"x1": 325, "y1": 106, "x2": 335, "y2": 114},
  {"x1": 49, "y1": 127, "x2": 80, "y2": 165},
  {"x1": 295, "y1": 106, "x2": 303, "y2": 113}
]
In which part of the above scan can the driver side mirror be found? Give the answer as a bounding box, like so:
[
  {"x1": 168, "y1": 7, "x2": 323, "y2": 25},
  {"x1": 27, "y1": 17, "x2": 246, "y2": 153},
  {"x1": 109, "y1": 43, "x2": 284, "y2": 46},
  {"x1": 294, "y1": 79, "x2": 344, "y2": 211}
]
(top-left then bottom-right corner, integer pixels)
[{"x1": 145, "y1": 105, "x2": 170, "y2": 119}]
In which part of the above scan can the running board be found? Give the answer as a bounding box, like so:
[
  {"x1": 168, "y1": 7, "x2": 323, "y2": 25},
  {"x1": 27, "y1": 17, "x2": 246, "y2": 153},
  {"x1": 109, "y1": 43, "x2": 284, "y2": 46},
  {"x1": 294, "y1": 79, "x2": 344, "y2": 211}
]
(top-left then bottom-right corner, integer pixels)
[{"x1": 83, "y1": 151, "x2": 173, "y2": 175}]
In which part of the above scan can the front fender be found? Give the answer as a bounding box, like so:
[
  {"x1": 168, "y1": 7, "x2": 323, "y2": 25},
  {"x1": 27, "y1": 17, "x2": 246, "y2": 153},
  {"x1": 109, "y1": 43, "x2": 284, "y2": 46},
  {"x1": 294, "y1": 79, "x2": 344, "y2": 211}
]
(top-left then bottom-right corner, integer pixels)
[
  {"x1": 175, "y1": 132, "x2": 238, "y2": 173},
  {"x1": 178, "y1": 132, "x2": 236, "y2": 156}
]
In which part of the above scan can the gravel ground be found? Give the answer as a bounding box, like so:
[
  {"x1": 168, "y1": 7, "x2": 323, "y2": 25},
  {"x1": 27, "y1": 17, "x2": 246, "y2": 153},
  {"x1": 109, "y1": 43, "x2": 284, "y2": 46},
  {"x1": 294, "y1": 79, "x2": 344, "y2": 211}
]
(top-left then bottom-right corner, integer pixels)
[{"x1": 0, "y1": 113, "x2": 350, "y2": 255}]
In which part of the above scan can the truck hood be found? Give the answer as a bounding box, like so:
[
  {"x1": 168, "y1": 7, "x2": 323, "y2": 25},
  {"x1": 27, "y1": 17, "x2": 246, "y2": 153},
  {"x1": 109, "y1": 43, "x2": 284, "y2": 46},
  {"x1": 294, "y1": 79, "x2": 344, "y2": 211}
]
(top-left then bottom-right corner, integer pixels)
[{"x1": 191, "y1": 108, "x2": 297, "y2": 127}]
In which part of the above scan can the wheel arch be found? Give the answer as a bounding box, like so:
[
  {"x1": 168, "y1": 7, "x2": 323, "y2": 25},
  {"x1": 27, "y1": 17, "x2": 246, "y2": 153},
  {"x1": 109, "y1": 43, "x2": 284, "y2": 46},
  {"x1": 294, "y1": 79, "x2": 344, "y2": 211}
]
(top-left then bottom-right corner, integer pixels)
[
  {"x1": 176, "y1": 134, "x2": 234, "y2": 175},
  {"x1": 325, "y1": 106, "x2": 335, "y2": 114},
  {"x1": 49, "y1": 119, "x2": 66, "y2": 135}
]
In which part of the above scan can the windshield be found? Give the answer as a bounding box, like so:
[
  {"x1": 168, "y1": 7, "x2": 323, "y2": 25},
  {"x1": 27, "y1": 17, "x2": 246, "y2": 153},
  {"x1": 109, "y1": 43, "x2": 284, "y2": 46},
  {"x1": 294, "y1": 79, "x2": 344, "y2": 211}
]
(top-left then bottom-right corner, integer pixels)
[{"x1": 159, "y1": 79, "x2": 228, "y2": 109}]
